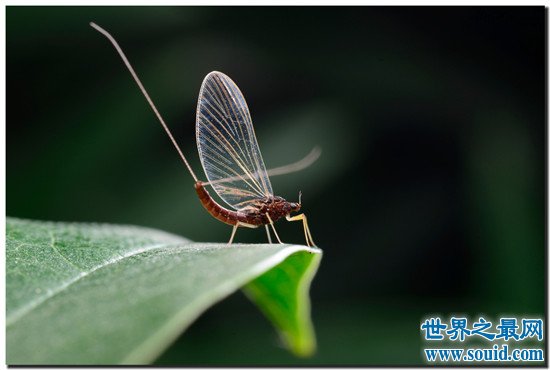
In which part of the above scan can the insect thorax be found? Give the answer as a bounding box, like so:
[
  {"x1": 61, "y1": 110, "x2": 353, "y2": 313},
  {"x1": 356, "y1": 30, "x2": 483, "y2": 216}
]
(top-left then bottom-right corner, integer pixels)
[{"x1": 243, "y1": 196, "x2": 294, "y2": 224}]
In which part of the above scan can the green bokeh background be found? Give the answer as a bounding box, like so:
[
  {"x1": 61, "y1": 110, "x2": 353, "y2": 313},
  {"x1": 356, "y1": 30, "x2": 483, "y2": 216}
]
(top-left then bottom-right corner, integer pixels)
[{"x1": 7, "y1": 6, "x2": 546, "y2": 365}]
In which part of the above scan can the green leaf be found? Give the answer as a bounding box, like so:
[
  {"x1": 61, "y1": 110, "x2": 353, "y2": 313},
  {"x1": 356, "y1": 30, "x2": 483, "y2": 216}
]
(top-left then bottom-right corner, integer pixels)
[
  {"x1": 6, "y1": 217, "x2": 322, "y2": 365},
  {"x1": 244, "y1": 251, "x2": 321, "y2": 357}
]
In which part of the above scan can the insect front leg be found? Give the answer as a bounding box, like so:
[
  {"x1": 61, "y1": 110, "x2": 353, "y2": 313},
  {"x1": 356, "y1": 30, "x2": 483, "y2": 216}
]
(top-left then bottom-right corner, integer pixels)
[{"x1": 286, "y1": 213, "x2": 316, "y2": 247}]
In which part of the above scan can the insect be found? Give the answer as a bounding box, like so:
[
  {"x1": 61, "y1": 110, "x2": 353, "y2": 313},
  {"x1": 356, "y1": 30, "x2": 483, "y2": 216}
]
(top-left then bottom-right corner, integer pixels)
[{"x1": 91, "y1": 22, "x2": 318, "y2": 246}]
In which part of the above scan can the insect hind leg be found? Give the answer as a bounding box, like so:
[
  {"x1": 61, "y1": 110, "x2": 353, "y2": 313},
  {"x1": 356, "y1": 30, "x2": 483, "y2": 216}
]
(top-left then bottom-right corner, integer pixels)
[
  {"x1": 286, "y1": 213, "x2": 316, "y2": 247},
  {"x1": 228, "y1": 225, "x2": 238, "y2": 246},
  {"x1": 227, "y1": 222, "x2": 257, "y2": 246}
]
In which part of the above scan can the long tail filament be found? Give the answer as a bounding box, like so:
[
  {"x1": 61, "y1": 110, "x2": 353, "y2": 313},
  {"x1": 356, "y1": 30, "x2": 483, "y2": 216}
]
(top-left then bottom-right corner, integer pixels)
[{"x1": 90, "y1": 22, "x2": 198, "y2": 182}]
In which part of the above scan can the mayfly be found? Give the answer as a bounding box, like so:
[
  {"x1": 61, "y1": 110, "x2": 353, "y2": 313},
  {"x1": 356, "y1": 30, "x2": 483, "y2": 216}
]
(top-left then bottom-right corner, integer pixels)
[{"x1": 90, "y1": 22, "x2": 318, "y2": 246}]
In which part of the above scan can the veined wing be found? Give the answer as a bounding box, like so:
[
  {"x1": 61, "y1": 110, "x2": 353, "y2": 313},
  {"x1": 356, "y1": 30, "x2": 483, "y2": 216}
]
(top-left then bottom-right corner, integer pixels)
[
  {"x1": 196, "y1": 71, "x2": 273, "y2": 210},
  {"x1": 202, "y1": 146, "x2": 322, "y2": 187}
]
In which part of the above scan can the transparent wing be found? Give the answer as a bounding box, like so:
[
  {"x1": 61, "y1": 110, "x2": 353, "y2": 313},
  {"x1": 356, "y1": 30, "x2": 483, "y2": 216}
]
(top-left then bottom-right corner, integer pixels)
[
  {"x1": 196, "y1": 71, "x2": 273, "y2": 210},
  {"x1": 202, "y1": 146, "x2": 321, "y2": 187}
]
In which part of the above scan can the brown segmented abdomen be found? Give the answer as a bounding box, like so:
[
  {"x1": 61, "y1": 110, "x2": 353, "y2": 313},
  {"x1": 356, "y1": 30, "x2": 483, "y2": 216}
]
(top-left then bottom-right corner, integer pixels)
[{"x1": 194, "y1": 181, "x2": 260, "y2": 227}]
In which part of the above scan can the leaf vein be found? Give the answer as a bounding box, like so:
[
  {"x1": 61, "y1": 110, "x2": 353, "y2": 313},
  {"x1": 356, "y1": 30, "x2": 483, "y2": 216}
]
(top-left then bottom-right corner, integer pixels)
[
  {"x1": 48, "y1": 231, "x2": 83, "y2": 272},
  {"x1": 7, "y1": 242, "x2": 182, "y2": 327}
]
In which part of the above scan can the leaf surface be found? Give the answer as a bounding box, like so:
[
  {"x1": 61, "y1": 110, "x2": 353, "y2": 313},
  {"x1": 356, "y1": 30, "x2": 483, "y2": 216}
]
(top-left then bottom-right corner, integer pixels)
[{"x1": 6, "y1": 218, "x2": 322, "y2": 364}]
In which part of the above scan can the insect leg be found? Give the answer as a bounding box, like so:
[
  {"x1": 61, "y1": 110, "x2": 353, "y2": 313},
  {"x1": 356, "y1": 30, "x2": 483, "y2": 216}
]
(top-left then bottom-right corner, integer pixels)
[
  {"x1": 286, "y1": 213, "x2": 316, "y2": 247},
  {"x1": 265, "y1": 225, "x2": 273, "y2": 244},
  {"x1": 228, "y1": 222, "x2": 257, "y2": 246},
  {"x1": 228, "y1": 225, "x2": 238, "y2": 246},
  {"x1": 265, "y1": 213, "x2": 283, "y2": 244}
]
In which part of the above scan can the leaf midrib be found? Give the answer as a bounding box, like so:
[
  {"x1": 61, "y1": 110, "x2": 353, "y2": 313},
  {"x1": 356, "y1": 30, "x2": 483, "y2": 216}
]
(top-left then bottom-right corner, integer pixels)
[{"x1": 7, "y1": 241, "x2": 186, "y2": 327}]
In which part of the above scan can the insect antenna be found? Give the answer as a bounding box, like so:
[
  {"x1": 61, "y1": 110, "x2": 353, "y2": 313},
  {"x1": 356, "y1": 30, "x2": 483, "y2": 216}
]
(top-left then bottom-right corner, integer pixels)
[{"x1": 90, "y1": 22, "x2": 199, "y2": 182}]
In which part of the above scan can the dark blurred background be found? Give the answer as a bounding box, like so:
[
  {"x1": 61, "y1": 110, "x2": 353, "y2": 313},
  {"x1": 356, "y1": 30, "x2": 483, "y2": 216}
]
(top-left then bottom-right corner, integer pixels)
[{"x1": 7, "y1": 6, "x2": 546, "y2": 365}]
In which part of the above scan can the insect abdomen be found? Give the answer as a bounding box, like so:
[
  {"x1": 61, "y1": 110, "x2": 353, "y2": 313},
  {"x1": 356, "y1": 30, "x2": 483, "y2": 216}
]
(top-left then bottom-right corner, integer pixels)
[{"x1": 195, "y1": 181, "x2": 251, "y2": 226}]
